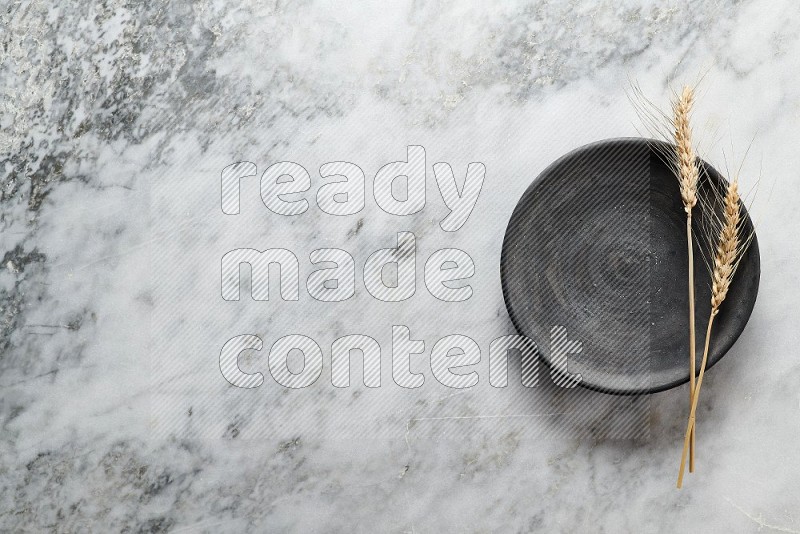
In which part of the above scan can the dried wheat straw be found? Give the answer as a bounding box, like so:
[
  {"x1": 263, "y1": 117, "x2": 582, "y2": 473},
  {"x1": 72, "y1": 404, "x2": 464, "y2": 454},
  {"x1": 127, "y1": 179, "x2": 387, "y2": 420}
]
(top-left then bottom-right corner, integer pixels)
[
  {"x1": 673, "y1": 85, "x2": 700, "y2": 473},
  {"x1": 677, "y1": 179, "x2": 750, "y2": 488}
]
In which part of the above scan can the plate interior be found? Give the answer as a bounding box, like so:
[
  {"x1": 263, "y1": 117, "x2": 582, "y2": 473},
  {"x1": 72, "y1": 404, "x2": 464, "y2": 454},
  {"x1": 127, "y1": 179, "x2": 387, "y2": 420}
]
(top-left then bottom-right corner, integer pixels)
[{"x1": 500, "y1": 138, "x2": 760, "y2": 394}]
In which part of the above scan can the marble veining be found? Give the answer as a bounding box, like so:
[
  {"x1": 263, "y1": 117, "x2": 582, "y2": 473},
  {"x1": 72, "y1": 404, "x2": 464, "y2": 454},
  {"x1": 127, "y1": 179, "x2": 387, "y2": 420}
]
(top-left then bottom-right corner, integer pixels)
[{"x1": 2, "y1": 0, "x2": 800, "y2": 531}]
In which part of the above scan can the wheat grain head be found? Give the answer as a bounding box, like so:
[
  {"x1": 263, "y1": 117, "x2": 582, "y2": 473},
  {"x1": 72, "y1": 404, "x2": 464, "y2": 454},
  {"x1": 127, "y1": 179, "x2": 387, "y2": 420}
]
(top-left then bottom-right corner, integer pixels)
[
  {"x1": 708, "y1": 178, "x2": 755, "y2": 314},
  {"x1": 673, "y1": 86, "x2": 699, "y2": 213},
  {"x1": 626, "y1": 81, "x2": 706, "y2": 208}
]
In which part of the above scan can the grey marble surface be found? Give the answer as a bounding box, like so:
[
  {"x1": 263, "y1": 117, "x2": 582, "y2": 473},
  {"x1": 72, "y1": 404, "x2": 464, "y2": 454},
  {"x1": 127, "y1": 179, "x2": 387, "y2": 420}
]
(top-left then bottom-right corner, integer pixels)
[{"x1": 2, "y1": 0, "x2": 800, "y2": 532}]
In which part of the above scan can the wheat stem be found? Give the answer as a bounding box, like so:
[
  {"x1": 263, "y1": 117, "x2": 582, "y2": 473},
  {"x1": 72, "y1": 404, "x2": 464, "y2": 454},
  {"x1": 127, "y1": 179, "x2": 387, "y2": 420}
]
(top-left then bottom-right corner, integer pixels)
[
  {"x1": 673, "y1": 85, "x2": 700, "y2": 473},
  {"x1": 677, "y1": 314, "x2": 715, "y2": 488},
  {"x1": 686, "y1": 214, "x2": 696, "y2": 473},
  {"x1": 677, "y1": 179, "x2": 742, "y2": 488}
]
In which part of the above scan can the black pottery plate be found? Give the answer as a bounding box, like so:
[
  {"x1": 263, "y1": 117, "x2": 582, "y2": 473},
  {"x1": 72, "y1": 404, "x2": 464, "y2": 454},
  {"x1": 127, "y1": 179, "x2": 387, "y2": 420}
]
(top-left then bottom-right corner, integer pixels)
[{"x1": 500, "y1": 138, "x2": 760, "y2": 394}]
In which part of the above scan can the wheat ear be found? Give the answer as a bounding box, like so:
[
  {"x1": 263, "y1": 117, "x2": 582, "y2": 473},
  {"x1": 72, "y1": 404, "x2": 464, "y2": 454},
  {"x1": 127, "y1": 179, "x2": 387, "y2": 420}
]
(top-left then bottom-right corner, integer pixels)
[
  {"x1": 673, "y1": 85, "x2": 700, "y2": 473},
  {"x1": 677, "y1": 179, "x2": 745, "y2": 488}
]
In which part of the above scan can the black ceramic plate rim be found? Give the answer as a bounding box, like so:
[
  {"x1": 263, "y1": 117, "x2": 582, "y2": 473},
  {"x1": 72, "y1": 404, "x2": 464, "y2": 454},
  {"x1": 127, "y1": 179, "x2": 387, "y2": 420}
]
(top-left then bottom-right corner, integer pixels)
[{"x1": 500, "y1": 137, "x2": 760, "y2": 396}]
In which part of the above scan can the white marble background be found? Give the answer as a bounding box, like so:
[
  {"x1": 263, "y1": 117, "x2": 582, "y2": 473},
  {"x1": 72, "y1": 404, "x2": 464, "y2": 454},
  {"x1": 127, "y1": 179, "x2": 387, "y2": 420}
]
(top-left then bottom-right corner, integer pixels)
[{"x1": 2, "y1": 0, "x2": 800, "y2": 532}]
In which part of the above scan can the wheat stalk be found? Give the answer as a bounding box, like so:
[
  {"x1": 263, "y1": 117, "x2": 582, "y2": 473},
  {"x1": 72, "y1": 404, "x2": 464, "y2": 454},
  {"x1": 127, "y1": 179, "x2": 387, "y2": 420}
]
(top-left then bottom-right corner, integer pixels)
[
  {"x1": 677, "y1": 178, "x2": 752, "y2": 488},
  {"x1": 630, "y1": 78, "x2": 756, "y2": 488},
  {"x1": 672, "y1": 85, "x2": 700, "y2": 473}
]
